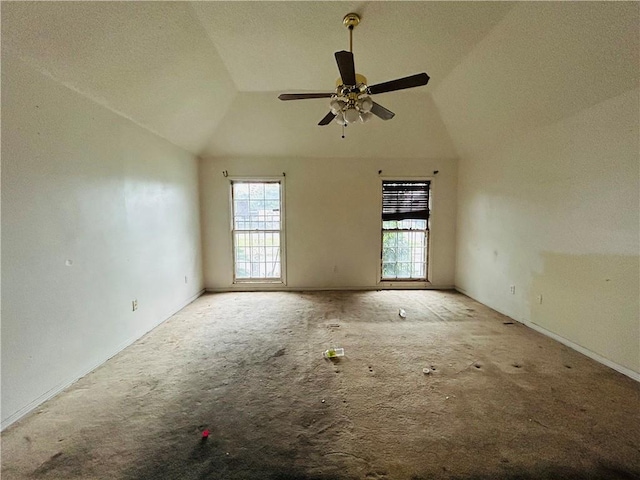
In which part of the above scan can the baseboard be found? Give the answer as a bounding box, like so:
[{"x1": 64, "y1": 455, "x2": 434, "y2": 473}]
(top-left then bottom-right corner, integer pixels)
[
  {"x1": 454, "y1": 287, "x2": 640, "y2": 383},
  {"x1": 205, "y1": 285, "x2": 456, "y2": 293},
  {"x1": 1, "y1": 288, "x2": 205, "y2": 431},
  {"x1": 454, "y1": 285, "x2": 469, "y2": 296},
  {"x1": 525, "y1": 321, "x2": 640, "y2": 382}
]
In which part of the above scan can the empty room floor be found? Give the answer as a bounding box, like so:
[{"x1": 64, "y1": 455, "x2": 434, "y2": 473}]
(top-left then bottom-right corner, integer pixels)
[{"x1": 2, "y1": 291, "x2": 639, "y2": 480}]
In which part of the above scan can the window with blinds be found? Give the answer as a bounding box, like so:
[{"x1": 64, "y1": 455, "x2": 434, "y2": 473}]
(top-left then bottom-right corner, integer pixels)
[{"x1": 381, "y1": 181, "x2": 430, "y2": 281}]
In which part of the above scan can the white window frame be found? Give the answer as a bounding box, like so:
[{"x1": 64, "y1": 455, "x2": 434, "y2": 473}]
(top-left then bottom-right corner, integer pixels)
[
  {"x1": 377, "y1": 176, "x2": 433, "y2": 287},
  {"x1": 229, "y1": 177, "x2": 286, "y2": 285}
]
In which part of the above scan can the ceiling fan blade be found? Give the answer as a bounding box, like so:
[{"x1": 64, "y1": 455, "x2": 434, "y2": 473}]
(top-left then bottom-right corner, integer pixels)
[
  {"x1": 370, "y1": 101, "x2": 395, "y2": 120},
  {"x1": 318, "y1": 111, "x2": 336, "y2": 126},
  {"x1": 368, "y1": 73, "x2": 430, "y2": 95},
  {"x1": 335, "y1": 50, "x2": 357, "y2": 85},
  {"x1": 278, "y1": 93, "x2": 333, "y2": 101}
]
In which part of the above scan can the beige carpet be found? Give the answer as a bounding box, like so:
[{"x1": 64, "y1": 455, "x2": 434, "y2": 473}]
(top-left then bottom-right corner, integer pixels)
[{"x1": 2, "y1": 290, "x2": 639, "y2": 479}]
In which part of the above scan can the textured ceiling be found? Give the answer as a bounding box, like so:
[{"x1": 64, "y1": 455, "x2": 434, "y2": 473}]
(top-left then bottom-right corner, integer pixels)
[
  {"x1": 433, "y1": 1, "x2": 640, "y2": 158},
  {"x1": 2, "y1": 2, "x2": 236, "y2": 155},
  {"x1": 2, "y1": 2, "x2": 637, "y2": 159},
  {"x1": 202, "y1": 91, "x2": 456, "y2": 159},
  {"x1": 191, "y1": 1, "x2": 515, "y2": 92}
]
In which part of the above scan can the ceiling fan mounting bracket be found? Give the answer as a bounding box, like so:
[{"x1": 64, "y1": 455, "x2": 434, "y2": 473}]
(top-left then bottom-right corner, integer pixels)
[{"x1": 343, "y1": 13, "x2": 360, "y2": 30}]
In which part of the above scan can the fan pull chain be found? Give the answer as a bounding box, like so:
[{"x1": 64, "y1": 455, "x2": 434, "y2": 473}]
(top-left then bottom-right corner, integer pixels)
[{"x1": 342, "y1": 123, "x2": 345, "y2": 139}]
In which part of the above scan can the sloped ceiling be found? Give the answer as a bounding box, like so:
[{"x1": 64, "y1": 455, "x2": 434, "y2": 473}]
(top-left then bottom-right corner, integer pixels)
[
  {"x1": 191, "y1": 1, "x2": 514, "y2": 158},
  {"x1": 190, "y1": 1, "x2": 515, "y2": 93},
  {"x1": 2, "y1": 1, "x2": 515, "y2": 159},
  {"x1": 3, "y1": 2, "x2": 636, "y2": 160},
  {"x1": 432, "y1": 1, "x2": 639, "y2": 159},
  {"x1": 2, "y1": 2, "x2": 237, "y2": 155}
]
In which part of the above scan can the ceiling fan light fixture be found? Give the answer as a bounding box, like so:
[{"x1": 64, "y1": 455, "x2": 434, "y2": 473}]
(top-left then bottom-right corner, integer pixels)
[{"x1": 277, "y1": 12, "x2": 430, "y2": 132}]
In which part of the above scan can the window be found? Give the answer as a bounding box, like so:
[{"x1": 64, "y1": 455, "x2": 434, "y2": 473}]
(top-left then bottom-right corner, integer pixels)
[
  {"x1": 231, "y1": 181, "x2": 283, "y2": 282},
  {"x1": 381, "y1": 180, "x2": 430, "y2": 281}
]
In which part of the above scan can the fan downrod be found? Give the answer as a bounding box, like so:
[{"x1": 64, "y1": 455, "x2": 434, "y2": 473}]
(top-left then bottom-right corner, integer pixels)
[{"x1": 343, "y1": 13, "x2": 360, "y2": 52}]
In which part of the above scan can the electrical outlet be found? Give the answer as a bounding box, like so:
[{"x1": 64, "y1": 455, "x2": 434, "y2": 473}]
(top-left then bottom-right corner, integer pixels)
[
  {"x1": 536, "y1": 294, "x2": 543, "y2": 304},
  {"x1": 185, "y1": 276, "x2": 188, "y2": 284},
  {"x1": 132, "y1": 299, "x2": 138, "y2": 311},
  {"x1": 510, "y1": 285, "x2": 516, "y2": 295}
]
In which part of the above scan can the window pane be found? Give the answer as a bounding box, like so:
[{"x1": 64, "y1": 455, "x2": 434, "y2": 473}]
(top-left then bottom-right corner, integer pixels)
[
  {"x1": 397, "y1": 247, "x2": 411, "y2": 262},
  {"x1": 249, "y1": 199, "x2": 265, "y2": 213},
  {"x1": 382, "y1": 263, "x2": 397, "y2": 278},
  {"x1": 383, "y1": 220, "x2": 397, "y2": 230},
  {"x1": 265, "y1": 183, "x2": 280, "y2": 199},
  {"x1": 249, "y1": 183, "x2": 265, "y2": 199},
  {"x1": 235, "y1": 246, "x2": 247, "y2": 261},
  {"x1": 413, "y1": 219, "x2": 427, "y2": 230},
  {"x1": 382, "y1": 246, "x2": 396, "y2": 262},
  {"x1": 236, "y1": 262, "x2": 249, "y2": 279},
  {"x1": 234, "y1": 183, "x2": 249, "y2": 199},
  {"x1": 397, "y1": 263, "x2": 412, "y2": 278},
  {"x1": 251, "y1": 262, "x2": 262, "y2": 277},
  {"x1": 382, "y1": 231, "x2": 397, "y2": 247}
]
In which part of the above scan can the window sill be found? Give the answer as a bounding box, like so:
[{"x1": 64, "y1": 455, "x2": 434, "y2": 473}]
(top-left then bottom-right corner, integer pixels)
[
  {"x1": 377, "y1": 280, "x2": 431, "y2": 288},
  {"x1": 233, "y1": 279, "x2": 285, "y2": 285}
]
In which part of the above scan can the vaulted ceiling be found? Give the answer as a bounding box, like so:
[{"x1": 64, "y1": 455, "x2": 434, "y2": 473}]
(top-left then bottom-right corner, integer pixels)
[{"x1": 2, "y1": 2, "x2": 637, "y2": 159}]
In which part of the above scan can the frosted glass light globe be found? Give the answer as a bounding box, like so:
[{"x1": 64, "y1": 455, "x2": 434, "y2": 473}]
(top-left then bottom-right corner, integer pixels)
[
  {"x1": 359, "y1": 96, "x2": 373, "y2": 112},
  {"x1": 330, "y1": 99, "x2": 346, "y2": 115},
  {"x1": 359, "y1": 111, "x2": 373, "y2": 123},
  {"x1": 344, "y1": 107, "x2": 360, "y2": 124},
  {"x1": 334, "y1": 112, "x2": 347, "y2": 126}
]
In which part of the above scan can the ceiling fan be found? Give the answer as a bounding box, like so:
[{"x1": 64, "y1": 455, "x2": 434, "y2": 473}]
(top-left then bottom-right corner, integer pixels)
[{"x1": 278, "y1": 13, "x2": 430, "y2": 129}]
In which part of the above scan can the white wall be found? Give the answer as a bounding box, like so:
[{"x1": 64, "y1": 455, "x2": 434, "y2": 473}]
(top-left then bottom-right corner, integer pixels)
[
  {"x1": 200, "y1": 156, "x2": 457, "y2": 290},
  {"x1": 1, "y1": 53, "x2": 204, "y2": 428},
  {"x1": 434, "y1": 2, "x2": 639, "y2": 375}
]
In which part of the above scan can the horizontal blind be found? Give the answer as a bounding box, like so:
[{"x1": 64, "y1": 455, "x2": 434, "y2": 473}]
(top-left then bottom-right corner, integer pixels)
[{"x1": 382, "y1": 181, "x2": 430, "y2": 221}]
